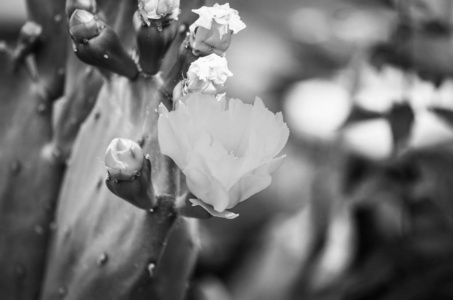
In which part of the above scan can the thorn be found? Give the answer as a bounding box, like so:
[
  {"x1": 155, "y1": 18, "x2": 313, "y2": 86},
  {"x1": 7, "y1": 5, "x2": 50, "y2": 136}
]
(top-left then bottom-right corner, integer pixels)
[
  {"x1": 49, "y1": 222, "x2": 58, "y2": 231},
  {"x1": 25, "y1": 56, "x2": 38, "y2": 80},
  {"x1": 36, "y1": 103, "x2": 47, "y2": 115},
  {"x1": 147, "y1": 263, "x2": 155, "y2": 277},
  {"x1": 96, "y1": 178, "x2": 103, "y2": 189},
  {"x1": 10, "y1": 160, "x2": 21, "y2": 176},
  {"x1": 97, "y1": 253, "x2": 108, "y2": 266},
  {"x1": 34, "y1": 225, "x2": 44, "y2": 235},
  {"x1": 15, "y1": 264, "x2": 26, "y2": 279},
  {"x1": 136, "y1": 137, "x2": 145, "y2": 147},
  {"x1": 54, "y1": 14, "x2": 63, "y2": 23},
  {"x1": 58, "y1": 286, "x2": 67, "y2": 296}
]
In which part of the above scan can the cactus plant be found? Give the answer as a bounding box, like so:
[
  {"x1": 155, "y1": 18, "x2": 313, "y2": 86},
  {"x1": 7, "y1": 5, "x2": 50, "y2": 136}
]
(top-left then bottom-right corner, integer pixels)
[{"x1": 0, "y1": 0, "x2": 208, "y2": 299}]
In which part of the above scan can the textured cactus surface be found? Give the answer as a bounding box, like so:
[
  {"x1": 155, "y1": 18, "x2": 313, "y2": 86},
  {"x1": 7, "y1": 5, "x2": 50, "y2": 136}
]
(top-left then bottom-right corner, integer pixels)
[{"x1": 0, "y1": 0, "x2": 204, "y2": 299}]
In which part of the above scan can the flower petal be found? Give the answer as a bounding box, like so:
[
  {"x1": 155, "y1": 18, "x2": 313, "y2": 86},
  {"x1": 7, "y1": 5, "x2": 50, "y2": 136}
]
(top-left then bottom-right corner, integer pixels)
[{"x1": 189, "y1": 198, "x2": 239, "y2": 219}]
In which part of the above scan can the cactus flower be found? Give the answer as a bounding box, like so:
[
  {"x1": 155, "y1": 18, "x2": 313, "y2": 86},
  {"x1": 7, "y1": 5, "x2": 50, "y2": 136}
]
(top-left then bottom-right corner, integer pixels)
[
  {"x1": 138, "y1": 0, "x2": 180, "y2": 24},
  {"x1": 158, "y1": 93, "x2": 289, "y2": 218},
  {"x1": 105, "y1": 138, "x2": 144, "y2": 181},
  {"x1": 174, "y1": 54, "x2": 232, "y2": 99},
  {"x1": 189, "y1": 3, "x2": 246, "y2": 56}
]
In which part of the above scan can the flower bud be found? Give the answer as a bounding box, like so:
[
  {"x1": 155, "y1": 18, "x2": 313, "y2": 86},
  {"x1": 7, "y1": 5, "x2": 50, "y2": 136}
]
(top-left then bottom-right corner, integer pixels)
[
  {"x1": 70, "y1": 10, "x2": 139, "y2": 79},
  {"x1": 105, "y1": 151, "x2": 156, "y2": 210},
  {"x1": 105, "y1": 138, "x2": 144, "y2": 181},
  {"x1": 69, "y1": 9, "x2": 100, "y2": 43},
  {"x1": 66, "y1": 0, "x2": 96, "y2": 18},
  {"x1": 185, "y1": 53, "x2": 232, "y2": 94},
  {"x1": 138, "y1": 0, "x2": 180, "y2": 25},
  {"x1": 189, "y1": 3, "x2": 246, "y2": 56}
]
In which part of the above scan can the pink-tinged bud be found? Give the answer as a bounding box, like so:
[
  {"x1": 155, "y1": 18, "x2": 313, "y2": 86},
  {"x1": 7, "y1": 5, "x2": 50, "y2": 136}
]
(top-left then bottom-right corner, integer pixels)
[
  {"x1": 69, "y1": 10, "x2": 139, "y2": 79},
  {"x1": 189, "y1": 24, "x2": 232, "y2": 56},
  {"x1": 66, "y1": 0, "x2": 96, "y2": 19},
  {"x1": 105, "y1": 139, "x2": 155, "y2": 210},
  {"x1": 189, "y1": 3, "x2": 246, "y2": 56},
  {"x1": 105, "y1": 138, "x2": 144, "y2": 180}
]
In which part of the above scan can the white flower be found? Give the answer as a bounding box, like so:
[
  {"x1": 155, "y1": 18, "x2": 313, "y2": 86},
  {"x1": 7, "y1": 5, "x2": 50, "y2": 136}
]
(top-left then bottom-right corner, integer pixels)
[
  {"x1": 190, "y1": 3, "x2": 246, "y2": 36},
  {"x1": 188, "y1": 3, "x2": 246, "y2": 56},
  {"x1": 158, "y1": 93, "x2": 289, "y2": 218},
  {"x1": 105, "y1": 138, "x2": 144, "y2": 181},
  {"x1": 185, "y1": 54, "x2": 233, "y2": 94},
  {"x1": 138, "y1": 0, "x2": 180, "y2": 23}
]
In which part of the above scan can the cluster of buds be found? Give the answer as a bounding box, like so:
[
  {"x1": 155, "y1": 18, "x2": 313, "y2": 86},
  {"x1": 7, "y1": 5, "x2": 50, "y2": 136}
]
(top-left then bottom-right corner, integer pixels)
[{"x1": 172, "y1": 3, "x2": 244, "y2": 101}]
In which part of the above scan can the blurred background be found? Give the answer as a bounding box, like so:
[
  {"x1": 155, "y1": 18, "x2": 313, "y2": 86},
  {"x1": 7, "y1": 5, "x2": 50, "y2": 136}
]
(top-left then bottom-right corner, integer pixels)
[{"x1": 3, "y1": 0, "x2": 453, "y2": 299}]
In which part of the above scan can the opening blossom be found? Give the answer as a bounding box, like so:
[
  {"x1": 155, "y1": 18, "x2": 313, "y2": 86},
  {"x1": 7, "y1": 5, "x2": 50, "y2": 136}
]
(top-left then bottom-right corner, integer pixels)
[
  {"x1": 138, "y1": 0, "x2": 180, "y2": 24},
  {"x1": 158, "y1": 93, "x2": 289, "y2": 219},
  {"x1": 174, "y1": 54, "x2": 232, "y2": 99},
  {"x1": 105, "y1": 138, "x2": 144, "y2": 181},
  {"x1": 189, "y1": 3, "x2": 246, "y2": 56}
]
